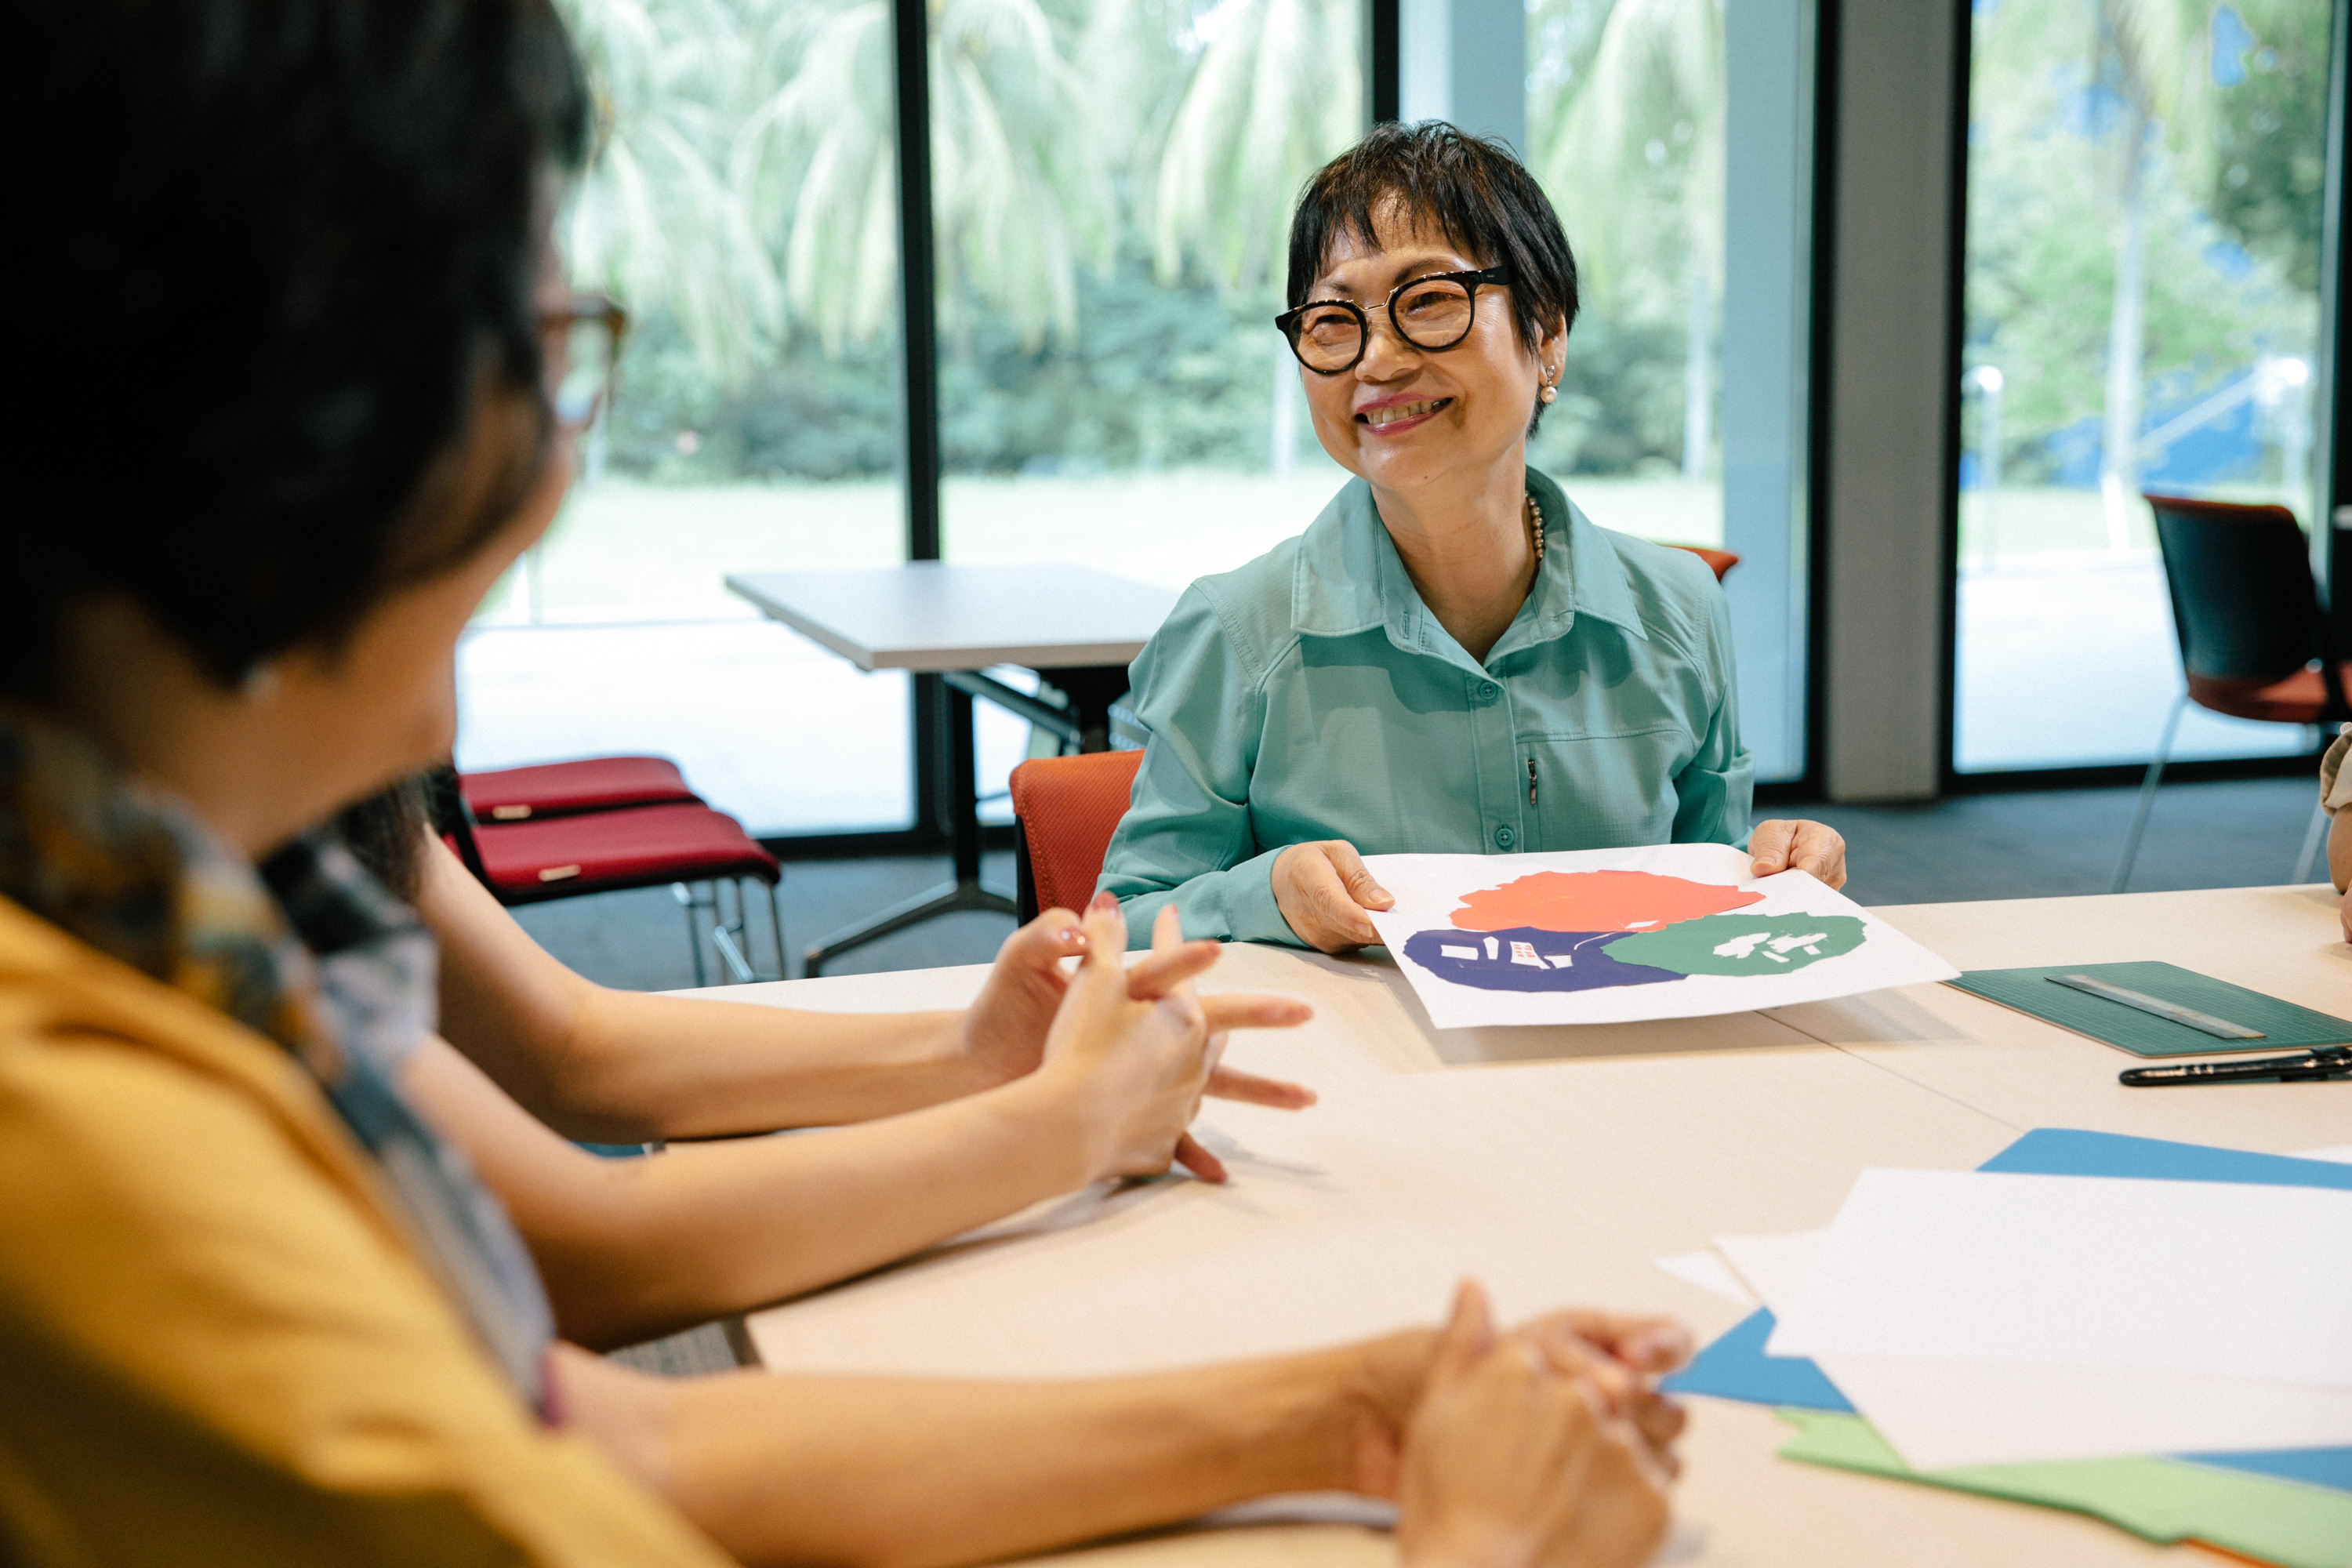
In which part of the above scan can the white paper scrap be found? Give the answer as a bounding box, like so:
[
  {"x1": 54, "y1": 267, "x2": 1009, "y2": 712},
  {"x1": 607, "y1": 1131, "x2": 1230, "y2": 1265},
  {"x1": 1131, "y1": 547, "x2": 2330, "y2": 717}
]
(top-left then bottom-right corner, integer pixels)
[
  {"x1": 1711, "y1": 1230, "x2": 1822, "y2": 1311},
  {"x1": 1363, "y1": 843, "x2": 1958, "y2": 1030},
  {"x1": 1651, "y1": 1250, "x2": 1759, "y2": 1308},
  {"x1": 1766, "y1": 1170, "x2": 2352, "y2": 1388},
  {"x1": 2295, "y1": 1144, "x2": 2352, "y2": 1165},
  {"x1": 1816, "y1": 1358, "x2": 2352, "y2": 1471},
  {"x1": 1709, "y1": 1221, "x2": 2352, "y2": 1467}
]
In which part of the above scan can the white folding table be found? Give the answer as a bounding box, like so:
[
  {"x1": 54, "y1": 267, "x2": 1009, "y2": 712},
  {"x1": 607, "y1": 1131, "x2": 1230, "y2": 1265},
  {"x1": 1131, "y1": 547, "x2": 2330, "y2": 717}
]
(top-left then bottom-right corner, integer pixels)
[
  {"x1": 709, "y1": 882, "x2": 2352, "y2": 1566},
  {"x1": 727, "y1": 563, "x2": 1178, "y2": 972}
]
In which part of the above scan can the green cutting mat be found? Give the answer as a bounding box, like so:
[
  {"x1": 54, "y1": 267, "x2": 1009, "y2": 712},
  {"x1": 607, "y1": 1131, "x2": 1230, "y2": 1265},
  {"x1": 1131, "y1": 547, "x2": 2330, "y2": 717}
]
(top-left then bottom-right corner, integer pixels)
[
  {"x1": 1948, "y1": 961, "x2": 2352, "y2": 1058},
  {"x1": 1777, "y1": 1410, "x2": 2352, "y2": 1568}
]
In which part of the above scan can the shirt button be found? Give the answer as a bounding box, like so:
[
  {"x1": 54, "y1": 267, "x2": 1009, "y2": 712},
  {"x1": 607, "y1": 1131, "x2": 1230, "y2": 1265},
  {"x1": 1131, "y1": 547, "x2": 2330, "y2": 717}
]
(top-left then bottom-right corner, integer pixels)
[
  {"x1": 1494, "y1": 826, "x2": 1515, "y2": 849},
  {"x1": 1479, "y1": 681, "x2": 1499, "y2": 701}
]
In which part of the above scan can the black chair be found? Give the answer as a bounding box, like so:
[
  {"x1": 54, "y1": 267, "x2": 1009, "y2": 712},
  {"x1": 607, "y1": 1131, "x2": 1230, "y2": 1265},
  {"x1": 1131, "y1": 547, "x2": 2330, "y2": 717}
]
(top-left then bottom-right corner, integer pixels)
[{"x1": 2112, "y1": 494, "x2": 2350, "y2": 892}]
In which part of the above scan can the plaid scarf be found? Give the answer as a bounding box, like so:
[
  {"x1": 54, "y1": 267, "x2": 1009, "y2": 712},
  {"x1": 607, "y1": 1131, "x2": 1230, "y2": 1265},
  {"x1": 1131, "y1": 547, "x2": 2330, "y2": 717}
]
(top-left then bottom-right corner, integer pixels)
[{"x1": 0, "y1": 711, "x2": 557, "y2": 1414}]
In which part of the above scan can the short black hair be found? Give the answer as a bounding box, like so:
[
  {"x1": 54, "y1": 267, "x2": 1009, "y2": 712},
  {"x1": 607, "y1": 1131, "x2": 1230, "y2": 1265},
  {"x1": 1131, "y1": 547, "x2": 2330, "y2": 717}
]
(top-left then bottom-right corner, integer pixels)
[
  {"x1": 1286, "y1": 121, "x2": 1580, "y2": 358},
  {"x1": 9, "y1": 0, "x2": 590, "y2": 701}
]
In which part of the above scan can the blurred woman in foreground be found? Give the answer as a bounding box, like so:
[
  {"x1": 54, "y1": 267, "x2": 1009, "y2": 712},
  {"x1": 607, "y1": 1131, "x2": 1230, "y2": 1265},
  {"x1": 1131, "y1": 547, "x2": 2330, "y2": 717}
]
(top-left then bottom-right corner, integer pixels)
[{"x1": 0, "y1": 2, "x2": 1686, "y2": 1564}]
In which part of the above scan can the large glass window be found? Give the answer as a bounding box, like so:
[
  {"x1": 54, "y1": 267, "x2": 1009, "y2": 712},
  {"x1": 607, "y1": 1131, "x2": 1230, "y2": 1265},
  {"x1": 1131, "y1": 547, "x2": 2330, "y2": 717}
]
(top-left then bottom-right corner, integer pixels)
[
  {"x1": 459, "y1": 0, "x2": 912, "y2": 835},
  {"x1": 925, "y1": 0, "x2": 1367, "y2": 813},
  {"x1": 1955, "y1": 0, "x2": 2334, "y2": 773},
  {"x1": 1527, "y1": 0, "x2": 1816, "y2": 783}
]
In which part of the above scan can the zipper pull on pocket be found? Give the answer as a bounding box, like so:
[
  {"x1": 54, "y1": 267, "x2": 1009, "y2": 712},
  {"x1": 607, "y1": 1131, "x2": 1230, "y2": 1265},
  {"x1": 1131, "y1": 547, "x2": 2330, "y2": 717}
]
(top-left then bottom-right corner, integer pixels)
[{"x1": 1527, "y1": 755, "x2": 1538, "y2": 808}]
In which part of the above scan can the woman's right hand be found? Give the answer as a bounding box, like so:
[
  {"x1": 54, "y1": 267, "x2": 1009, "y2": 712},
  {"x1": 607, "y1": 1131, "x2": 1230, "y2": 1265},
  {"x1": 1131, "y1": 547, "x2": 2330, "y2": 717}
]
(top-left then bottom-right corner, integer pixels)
[
  {"x1": 1272, "y1": 840, "x2": 1396, "y2": 953},
  {"x1": 1397, "y1": 1283, "x2": 1676, "y2": 1568}
]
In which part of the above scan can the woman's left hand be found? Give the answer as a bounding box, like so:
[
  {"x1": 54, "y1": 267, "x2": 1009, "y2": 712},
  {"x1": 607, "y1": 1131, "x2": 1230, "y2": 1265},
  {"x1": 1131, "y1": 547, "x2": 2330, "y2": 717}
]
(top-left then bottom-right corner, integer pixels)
[{"x1": 1748, "y1": 819, "x2": 1848, "y2": 890}]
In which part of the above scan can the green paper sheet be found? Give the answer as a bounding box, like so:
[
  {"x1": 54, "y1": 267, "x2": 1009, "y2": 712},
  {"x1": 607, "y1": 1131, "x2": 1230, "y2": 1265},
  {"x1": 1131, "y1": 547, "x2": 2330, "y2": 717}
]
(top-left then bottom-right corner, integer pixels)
[
  {"x1": 1947, "y1": 961, "x2": 2352, "y2": 1058},
  {"x1": 1775, "y1": 1410, "x2": 2352, "y2": 1568}
]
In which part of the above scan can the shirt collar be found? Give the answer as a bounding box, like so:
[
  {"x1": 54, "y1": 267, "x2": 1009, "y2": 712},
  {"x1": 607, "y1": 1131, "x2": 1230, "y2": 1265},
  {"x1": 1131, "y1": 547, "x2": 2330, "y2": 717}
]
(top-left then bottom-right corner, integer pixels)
[{"x1": 1290, "y1": 468, "x2": 1650, "y2": 662}]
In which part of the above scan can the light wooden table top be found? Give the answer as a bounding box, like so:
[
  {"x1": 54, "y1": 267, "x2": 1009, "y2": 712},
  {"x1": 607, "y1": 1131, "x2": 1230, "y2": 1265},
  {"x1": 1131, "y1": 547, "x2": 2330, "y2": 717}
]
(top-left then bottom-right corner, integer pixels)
[
  {"x1": 726, "y1": 562, "x2": 1180, "y2": 672},
  {"x1": 716, "y1": 883, "x2": 2352, "y2": 1567}
]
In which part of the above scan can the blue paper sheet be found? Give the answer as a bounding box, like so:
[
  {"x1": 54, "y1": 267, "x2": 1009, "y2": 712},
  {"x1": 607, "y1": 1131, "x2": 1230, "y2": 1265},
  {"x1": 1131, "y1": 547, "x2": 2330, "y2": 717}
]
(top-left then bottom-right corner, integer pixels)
[
  {"x1": 1661, "y1": 1307, "x2": 1852, "y2": 1411},
  {"x1": 1663, "y1": 1127, "x2": 2352, "y2": 1490},
  {"x1": 1976, "y1": 1127, "x2": 2352, "y2": 1192}
]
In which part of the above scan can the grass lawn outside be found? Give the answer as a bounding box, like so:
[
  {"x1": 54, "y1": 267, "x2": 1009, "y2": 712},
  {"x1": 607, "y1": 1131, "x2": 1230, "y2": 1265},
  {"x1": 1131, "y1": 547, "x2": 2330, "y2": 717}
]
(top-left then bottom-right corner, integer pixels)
[{"x1": 480, "y1": 466, "x2": 1733, "y2": 621}]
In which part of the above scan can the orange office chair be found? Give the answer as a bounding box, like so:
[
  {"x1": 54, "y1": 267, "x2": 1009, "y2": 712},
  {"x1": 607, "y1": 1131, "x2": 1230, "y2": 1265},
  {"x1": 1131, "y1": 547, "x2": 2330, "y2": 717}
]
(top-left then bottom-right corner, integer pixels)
[
  {"x1": 2112, "y1": 494, "x2": 2350, "y2": 891},
  {"x1": 1009, "y1": 750, "x2": 1146, "y2": 923}
]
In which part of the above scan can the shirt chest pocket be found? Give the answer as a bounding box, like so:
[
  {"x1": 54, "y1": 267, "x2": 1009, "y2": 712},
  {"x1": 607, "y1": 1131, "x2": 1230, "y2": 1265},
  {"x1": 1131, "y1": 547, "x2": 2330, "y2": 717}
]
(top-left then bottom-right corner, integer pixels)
[{"x1": 1520, "y1": 727, "x2": 1694, "y2": 851}]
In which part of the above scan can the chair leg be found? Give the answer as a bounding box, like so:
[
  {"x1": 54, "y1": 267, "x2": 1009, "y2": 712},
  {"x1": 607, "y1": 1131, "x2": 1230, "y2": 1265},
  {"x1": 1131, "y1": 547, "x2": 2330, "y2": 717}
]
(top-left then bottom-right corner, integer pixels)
[
  {"x1": 2295, "y1": 800, "x2": 2330, "y2": 885},
  {"x1": 2111, "y1": 692, "x2": 2187, "y2": 894},
  {"x1": 710, "y1": 877, "x2": 757, "y2": 985},
  {"x1": 674, "y1": 881, "x2": 709, "y2": 989},
  {"x1": 766, "y1": 878, "x2": 789, "y2": 982}
]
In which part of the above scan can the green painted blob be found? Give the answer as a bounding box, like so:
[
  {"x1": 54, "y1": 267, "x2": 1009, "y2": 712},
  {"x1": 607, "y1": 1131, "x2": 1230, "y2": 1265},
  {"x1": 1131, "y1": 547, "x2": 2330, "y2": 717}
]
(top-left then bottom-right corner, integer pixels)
[{"x1": 1602, "y1": 913, "x2": 1868, "y2": 977}]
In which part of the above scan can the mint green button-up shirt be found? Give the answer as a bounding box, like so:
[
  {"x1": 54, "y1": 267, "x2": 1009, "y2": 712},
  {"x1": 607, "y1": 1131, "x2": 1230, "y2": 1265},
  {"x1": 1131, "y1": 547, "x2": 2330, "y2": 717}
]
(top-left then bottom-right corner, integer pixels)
[{"x1": 1098, "y1": 468, "x2": 1755, "y2": 948}]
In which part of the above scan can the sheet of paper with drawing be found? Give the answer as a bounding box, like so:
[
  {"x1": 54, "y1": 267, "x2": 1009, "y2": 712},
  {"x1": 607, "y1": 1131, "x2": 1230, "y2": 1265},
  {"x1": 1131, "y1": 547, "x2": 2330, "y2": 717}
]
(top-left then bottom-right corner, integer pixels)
[{"x1": 1362, "y1": 843, "x2": 1958, "y2": 1029}]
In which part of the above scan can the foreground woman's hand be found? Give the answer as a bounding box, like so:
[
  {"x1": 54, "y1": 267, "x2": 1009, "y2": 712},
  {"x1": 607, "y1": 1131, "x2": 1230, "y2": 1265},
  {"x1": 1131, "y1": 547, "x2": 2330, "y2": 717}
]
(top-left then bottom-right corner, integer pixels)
[
  {"x1": 1272, "y1": 839, "x2": 1396, "y2": 952},
  {"x1": 1398, "y1": 1283, "x2": 1677, "y2": 1568},
  {"x1": 1040, "y1": 895, "x2": 1308, "y2": 1183},
  {"x1": 1748, "y1": 818, "x2": 1849, "y2": 890},
  {"x1": 960, "y1": 906, "x2": 1315, "y2": 1112}
]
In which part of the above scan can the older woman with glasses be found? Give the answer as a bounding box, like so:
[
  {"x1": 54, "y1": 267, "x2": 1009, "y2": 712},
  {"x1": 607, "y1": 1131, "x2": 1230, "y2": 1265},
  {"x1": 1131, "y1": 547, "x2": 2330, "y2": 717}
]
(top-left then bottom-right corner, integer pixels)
[{"x1": 1101, "y1": 124, "x2": 1847, "y2": 953}]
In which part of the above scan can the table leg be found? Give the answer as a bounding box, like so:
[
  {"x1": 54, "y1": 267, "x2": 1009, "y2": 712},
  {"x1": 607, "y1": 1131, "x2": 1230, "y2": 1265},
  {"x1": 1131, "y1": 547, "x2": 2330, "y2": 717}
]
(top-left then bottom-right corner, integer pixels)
[
  {"x1": 1040, "y1": 666, "x2": 1131, "y2": 753},
  {"x1": 803, "y1": 678, "x2": 1015, "y2": 975}
]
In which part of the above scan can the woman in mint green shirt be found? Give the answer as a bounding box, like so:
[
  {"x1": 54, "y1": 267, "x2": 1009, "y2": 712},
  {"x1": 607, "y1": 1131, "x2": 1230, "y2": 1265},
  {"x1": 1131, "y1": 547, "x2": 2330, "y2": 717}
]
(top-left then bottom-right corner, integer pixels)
[{"x1": 1101, "y1": 122, "x2": 1846, "y2": 952}]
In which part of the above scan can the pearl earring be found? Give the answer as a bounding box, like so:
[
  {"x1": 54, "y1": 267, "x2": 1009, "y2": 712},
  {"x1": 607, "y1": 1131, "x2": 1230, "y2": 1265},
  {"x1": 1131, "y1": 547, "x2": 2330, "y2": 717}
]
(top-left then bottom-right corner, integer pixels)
[{"x1": 1539, "y1": 365, "x2": 1559, "y2": 405}]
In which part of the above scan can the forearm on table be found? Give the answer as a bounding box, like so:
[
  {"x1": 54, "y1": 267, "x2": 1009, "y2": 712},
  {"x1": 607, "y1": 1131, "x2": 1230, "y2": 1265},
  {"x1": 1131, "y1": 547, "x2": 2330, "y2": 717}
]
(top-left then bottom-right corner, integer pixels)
[
  {"x1": 556, "y1": 990, "x2": 989, "y2": 1139},
  {"x1": 2329, "y1": 810, "x2": 2350, "y2": 893},
  {"x1": 506, "y1": 1069, "x2": 1103, "y2": 1345},
  {"x1": 421, "y1": 833, "x2": 990, "y2": 1139},
  {"x1": 655, "y1": 1347, "x2": 1388, "y2": 1568}
]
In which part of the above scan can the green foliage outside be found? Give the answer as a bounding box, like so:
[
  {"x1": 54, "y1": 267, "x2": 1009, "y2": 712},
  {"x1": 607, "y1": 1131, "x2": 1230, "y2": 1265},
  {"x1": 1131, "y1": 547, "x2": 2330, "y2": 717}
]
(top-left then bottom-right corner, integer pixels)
[
  {"x1": 560, "y1": 0, "x2": 1730, "y2": 488},
  {"x1": 558, "y1": 0, "x2": 2332, "y2": 502},
  {"x1": 1962, "y1": 0, "x2": 2326, "y2": 497}
]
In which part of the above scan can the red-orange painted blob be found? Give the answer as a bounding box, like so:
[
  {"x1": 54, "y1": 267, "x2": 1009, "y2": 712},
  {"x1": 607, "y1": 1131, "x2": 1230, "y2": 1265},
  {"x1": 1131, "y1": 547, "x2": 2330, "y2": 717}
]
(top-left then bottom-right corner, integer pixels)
[{"x1": 1448, "y1": 870, "x2": 1762, "y2": 933}]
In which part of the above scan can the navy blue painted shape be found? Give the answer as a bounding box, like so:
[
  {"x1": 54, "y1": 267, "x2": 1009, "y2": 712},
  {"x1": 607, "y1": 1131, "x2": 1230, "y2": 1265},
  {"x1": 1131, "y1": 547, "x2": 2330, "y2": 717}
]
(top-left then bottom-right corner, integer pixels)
[{"x1": 1399, "y1": 926, "x2": 1683, "y2": 993}]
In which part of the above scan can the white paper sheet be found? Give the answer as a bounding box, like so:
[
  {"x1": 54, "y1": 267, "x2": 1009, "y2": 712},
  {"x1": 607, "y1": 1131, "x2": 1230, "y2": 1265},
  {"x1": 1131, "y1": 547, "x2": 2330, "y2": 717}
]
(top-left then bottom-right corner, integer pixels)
[
  {"x1": 1766, "y1": 1170, "x2": 2352, "y2": 1388},
  {"x1": 1651, "y1": 1250, "x2": 1759, "y2": 1307},
  {"x1": 1712, "y1": 1219, "x2": 2352, "y2": 1468},
  {"x1": 1363, "y1": 844, "x2": 1958, "y2": 1029},
  {"x1": 1711, "y1": 1229, "x2": 1823, "y2": 1308},
  {"x1": 1813, "y1": 1356, "x2": 2352, "y2": 1470}
]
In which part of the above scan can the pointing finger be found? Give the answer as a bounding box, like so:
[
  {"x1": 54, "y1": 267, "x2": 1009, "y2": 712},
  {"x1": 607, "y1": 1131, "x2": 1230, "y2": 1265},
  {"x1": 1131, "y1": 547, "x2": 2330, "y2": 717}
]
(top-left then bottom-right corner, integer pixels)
[
  {"x1": 1172, "y1": 1133, "x2": 1228, "y2": 1184},
  {"x1": 1203, "y1": 1066, "x2": 1316, "y2": 1108},
  {"x1": 1197, "y1": 992, "x2": 1311, "y2": 1033}
]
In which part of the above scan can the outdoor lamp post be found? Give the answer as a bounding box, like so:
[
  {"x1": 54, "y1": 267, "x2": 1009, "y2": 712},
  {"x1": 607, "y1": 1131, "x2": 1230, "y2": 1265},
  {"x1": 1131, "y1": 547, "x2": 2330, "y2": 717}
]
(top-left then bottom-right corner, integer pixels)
[
  {"x1": 1965, "y1": 364, "x2": 2004, "y2": 566},
  {"x1": 2253, "y1": 354, "x2": 2313, "y2": 513}
]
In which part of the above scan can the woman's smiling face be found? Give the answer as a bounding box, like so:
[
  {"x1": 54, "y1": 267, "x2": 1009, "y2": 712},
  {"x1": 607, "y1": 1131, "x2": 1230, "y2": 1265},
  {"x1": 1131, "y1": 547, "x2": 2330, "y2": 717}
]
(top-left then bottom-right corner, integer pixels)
[{"x1": 1297, "y1": 200, "x2": 1560, "y2": 500}]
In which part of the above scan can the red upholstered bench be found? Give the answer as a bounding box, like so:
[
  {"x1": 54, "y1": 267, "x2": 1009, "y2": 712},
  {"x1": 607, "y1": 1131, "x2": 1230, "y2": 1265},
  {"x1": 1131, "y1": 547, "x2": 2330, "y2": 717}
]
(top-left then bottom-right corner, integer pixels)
[
  {"x1": 467, "y1": 802, "x2": 775, "y2": 903},
  {"x1": 459, "y1": 755, "x2": 697, "y2": 822},
  {"x1": 438, "y1": 778, "x2": 786, "y2": 985}
]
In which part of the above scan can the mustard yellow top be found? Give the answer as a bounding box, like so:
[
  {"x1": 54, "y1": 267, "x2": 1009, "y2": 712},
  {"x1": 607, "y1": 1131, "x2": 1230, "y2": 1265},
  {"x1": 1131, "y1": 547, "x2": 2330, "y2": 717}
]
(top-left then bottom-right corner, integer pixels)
[{"x1": 0, "y1": 895, "x2": 730, "y2": 1567}]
